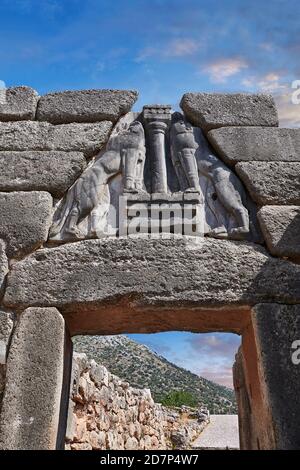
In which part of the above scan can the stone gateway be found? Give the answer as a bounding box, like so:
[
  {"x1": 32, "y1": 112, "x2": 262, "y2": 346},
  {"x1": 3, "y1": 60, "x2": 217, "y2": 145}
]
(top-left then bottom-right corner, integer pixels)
[{"x1": 0, "y1": 86, "x2": 299, "y2": 450}]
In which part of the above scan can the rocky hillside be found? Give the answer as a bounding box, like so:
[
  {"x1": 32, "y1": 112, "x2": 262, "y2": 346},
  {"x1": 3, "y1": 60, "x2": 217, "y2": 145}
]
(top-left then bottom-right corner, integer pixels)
[{"x1": 73, "y1": 335, "x2": 237, "y2": 414}]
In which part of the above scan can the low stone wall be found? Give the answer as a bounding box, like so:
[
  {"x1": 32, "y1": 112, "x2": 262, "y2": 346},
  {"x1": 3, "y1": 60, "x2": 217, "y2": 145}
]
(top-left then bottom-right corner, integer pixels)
[
  {"x1": 162, "y1": 406, "x2": 210, "y2": 449},
  {"x1": 66, "y1": 353, "x2": 210, "y2": 450}
]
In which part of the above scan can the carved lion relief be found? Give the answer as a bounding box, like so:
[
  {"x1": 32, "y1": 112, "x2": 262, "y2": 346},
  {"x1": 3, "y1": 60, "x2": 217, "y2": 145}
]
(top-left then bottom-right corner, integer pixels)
[{"x1": 49, "y1": 106, "x2": 259, "y2": 243}]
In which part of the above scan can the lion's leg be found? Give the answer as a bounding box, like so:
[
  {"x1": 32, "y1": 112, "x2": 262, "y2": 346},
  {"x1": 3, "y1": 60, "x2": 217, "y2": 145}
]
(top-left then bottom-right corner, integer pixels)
[
  {"x1": 135, "y1": 150, "x2": 146, "y2": 192},
  {"x1": 213, "y1": 171, "x2": 249, "y2": 235},
  {"x1": 172, "y1": 151, "x2": 189, "y2": 192},
  {"x1": 180, "y1": 149, "x2": 201, "y2": 192},
  {"x1": 122, "y1": 148, "x2": 139, "y2": 193},
  {"x1": 64, "y1": 203, "x2": 83, "y2": 238},
  {"x1": 230, "y1": 206, "x2": 250, "y2": 236},
  {"x1": 90, "y1": 208, "x2": 99, "y2": 238}
]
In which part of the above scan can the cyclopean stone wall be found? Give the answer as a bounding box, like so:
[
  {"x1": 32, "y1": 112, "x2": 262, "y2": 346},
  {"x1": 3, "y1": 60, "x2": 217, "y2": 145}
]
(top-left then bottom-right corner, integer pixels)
[
  {"x1": 66, "y1": 353, "x2": 167, "y2": 451},
  {"x1": 0, "y1": 86, "x2": 299, "y2": 450},
  {"x1": 181, "y1": 93, "x2": 300, "y2": 263},
  {"x1": 0, "y1": 88, "x2": 138, "y2": 429},
  {"x1": 66, "y1": 353, "x2": 209, "y2": 450}
]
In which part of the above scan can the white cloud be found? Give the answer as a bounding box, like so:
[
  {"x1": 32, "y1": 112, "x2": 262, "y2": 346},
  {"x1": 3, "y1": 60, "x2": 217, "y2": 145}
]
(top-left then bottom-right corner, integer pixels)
[
  {"x1": 264, "y1": 73, "x2": 280, "y2": 82},
  {"x1": 199, "y1": 365, "x2": 234, "y2": 389},
  {"x1": 241, "y1": 73, "x2": 300, "y2": 128},
  {"x1": 189, "y1": 334, "x2": 240, "y2": 361},
  {"x1": 135, "y1": 47, "x2": 157, "y2": 63},
  {"x1": 242, "y1": 71, "x2": 287, "y2": 93},
  {"x1": 0, "y1": 80, "x2": 6, "y2": 89},
  {"x1": 203, "y1": 58, "x2": 248, "y2": 83},
  {"x1": 275, "y1": 88, "x2": 300, "y2": 127},
  {"x1": 241, "y1": 77, "x2": 255, "y2": 88},
  {"x1": 259, "y1": 42, "x2": 274, "y2": 52},
  {"x1": 164, "y1": 38, "x2": 199, "y2": 57},
  {"x1": 135, "y1": 38, "x2": 199, "y2": 62},
  {"x1": 257, "y1": 73, "x2": 286, "y2": 92}
]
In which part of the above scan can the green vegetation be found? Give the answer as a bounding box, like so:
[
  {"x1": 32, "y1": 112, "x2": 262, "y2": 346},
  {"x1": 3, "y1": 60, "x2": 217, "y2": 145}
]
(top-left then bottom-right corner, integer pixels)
[{"x1": 161, "y1": 390, "x2": 198, "y2": 408}]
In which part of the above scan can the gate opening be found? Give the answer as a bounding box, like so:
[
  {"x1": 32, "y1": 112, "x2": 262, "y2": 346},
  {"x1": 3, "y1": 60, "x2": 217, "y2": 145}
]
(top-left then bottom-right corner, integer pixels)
[{"x1": 67, "y1": 331, "x2": 242, "y2": 450}]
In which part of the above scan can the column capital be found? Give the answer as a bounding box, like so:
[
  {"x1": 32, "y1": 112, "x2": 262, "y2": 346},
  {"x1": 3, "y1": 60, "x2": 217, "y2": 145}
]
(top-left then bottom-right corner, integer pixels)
[
  {"x1": 147, "y1": 120, "x2": 169, "y2": 134},
  {"x1": 142, "y1": 104, "x2": 172, "y2": 126}
]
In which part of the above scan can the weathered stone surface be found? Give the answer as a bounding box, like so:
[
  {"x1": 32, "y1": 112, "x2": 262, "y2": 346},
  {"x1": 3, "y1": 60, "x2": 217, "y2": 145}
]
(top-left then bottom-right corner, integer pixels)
[
  {"x1": 0, "y1": 311, "x2": 14, "y2": 405},
  {"x1": 180, "y1": 93, "x2": 278, "y2": 132},
  {"x1": 0, "y1": 307, "x2": 68, "y2": 450},
  {"x1": 37, "y1": 89, "x2": 138, "y2": 124},
  {"x1": 0, "y1": 192, "x2": 53, "y2": 258},
  {"x1": 236, "y1": 162, "x2": 300, "y2": 205},
  {"x1": 170, "y1": 429, "x2": 189, "y2": 448},
  {"x1": 258, "y1": 206, "x2": 300, "y2": 261},
  {"x1": 0, "y1": 86, "x2": 39, "y2": 121},
  {"x1": 0, "y1": 120, "x2": 113, "y2": 158},
  {"x1": 252, "y1": 304, "x2": 300, "y2": 450},
  {"x1": 51, "y1": 121, "x2": 113, "y2": 157},
  {"x1": 208, "y1": 127, "x2": 300, "y2": 166},
  {"x1": 66, "y1": 352, "x2": 171, "y2": 450},
  {"x1": 233, "y1": 348, "x2": 252, "y2": 450},
  {"x1": 4, "y1": 239, "x2": 300, "y2": 322},
  {"x1": 0, "y1": 121, "x2": 49, "y2": 150},
  {"x1": 0, "y1": 311, "x2": 14, "y2": 365},
  {"x1": 0, "y1": 240, "x2": 8, "y2": 296},
  {"x1": 235, "y1": 319, "x2": 277, "y2": 449},
  {"x1": 0, "y1": 151, "x2": 86, "y2": 198},
  {"x1": 125, "y1": 436, "x2": 139, "y2": 450}
]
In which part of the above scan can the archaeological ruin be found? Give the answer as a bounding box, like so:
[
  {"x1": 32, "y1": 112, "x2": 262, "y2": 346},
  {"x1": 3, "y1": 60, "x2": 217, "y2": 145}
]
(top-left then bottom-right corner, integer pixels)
[{"x1": 0, "y1": 86, "x2": 299, "y2": 450}]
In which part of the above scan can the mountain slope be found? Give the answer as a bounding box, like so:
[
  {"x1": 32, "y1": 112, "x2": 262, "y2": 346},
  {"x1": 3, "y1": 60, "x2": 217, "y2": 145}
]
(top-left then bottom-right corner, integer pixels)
[{"x1": 73, "y1": 335, "x2": 237, "y2": 414}]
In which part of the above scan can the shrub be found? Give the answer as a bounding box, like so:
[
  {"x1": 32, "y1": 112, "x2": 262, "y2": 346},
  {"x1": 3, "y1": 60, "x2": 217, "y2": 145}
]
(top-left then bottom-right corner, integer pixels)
[{"x1": 161, "y1": 390, "x2": 198, "y2": 408}]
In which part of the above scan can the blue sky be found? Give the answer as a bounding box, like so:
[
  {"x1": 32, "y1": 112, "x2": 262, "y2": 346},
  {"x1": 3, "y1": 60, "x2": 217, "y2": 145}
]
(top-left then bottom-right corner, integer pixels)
[
  {"x1": 128, "y1": 332, "x2": 241, "y2": 388},
  {"x1": 0, "y1": 0, "x2": 299, "y2": 125},
  {"x1": 0, "y1": 0, "x2": 299, "y2": 387}
]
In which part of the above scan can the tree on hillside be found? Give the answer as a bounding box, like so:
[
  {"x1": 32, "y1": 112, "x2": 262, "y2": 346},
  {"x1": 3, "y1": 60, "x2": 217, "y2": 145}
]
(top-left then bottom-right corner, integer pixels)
[{"x1": 161, "y1": 390, "x2": 198, "y2": 408}]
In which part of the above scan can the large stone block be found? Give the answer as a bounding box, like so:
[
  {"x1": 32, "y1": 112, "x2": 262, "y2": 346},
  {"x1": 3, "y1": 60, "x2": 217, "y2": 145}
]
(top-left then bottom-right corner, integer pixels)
[
  {"x1": 50, "y1": 121, "x2": 112, "y2": 157},
  {"x1": 0, "y1": 86, "x2": 39, "y2": 121},
  {"x1": 236, "y1": 162, "x2": 300, "y2": 205},
  {"x1": 3, "y1": 239, "x2": 300, "y2": 323},
  {"x1": 0, "y1": 120, "x2": 112, "y2": 158},
  {"x1": 0, "y1": 192, "x2": 53, "y2": 258},
  {"x1": 0, "y1": 240, "x2": 8, "y2": 297},
  {"x1": 0, "y1": 121, "x2": 49, "y2": 150},
  {"x1": 0, "y1": 307, "x2": 69, "y2": 450},
  {"x1": 208, "y1": 127, "x2": 300, "y2": 166},
  {"x1": 258, "y1": 206, "x2": 300, "y2": 261},
  {"x1": 0, "y1": 151, "x2": 86, "y2": 198},
  {"x1": 252, "y1": 304, "x2": 300, "y2": 449},
  {"x1": 180, "y1": 93, "x2": 278, "y2": 132},
  {"x1": 36, "y1": 89, "x2": 138, "y2": 124}
]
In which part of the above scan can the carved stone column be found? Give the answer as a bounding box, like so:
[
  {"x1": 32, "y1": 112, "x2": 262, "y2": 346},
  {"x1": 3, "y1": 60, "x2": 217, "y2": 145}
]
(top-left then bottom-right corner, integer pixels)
[{"x1": 143, "y1": 105, "x2": 171, "y2": 194}]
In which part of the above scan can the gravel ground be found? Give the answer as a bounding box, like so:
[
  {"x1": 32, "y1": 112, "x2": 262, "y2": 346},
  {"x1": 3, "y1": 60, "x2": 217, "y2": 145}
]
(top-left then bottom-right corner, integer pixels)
[{"x1": 192, "y1": 415, "x2": 240, "y2": 450}]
